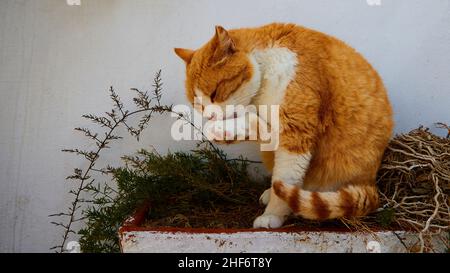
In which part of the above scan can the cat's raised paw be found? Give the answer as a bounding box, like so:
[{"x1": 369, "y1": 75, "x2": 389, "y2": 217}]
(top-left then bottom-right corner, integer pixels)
[
  {"x1": 259, "y1": 188, "x2": 271, "y2": 206},
  {"x1": 204, "y1": 116, "x2": 249, "y2": 142},
  {"x1": 253, "y1": 214, "x2": 284, "y2": 229}
]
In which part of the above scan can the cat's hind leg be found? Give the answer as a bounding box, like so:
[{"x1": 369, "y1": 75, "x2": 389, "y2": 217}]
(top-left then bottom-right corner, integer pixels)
[
  {"x1": 258, "y1": 151, "x2": 274, "y2": 206},
  {"x1": 253, "y1": 149, "x2": 312, "y2": 228},
  {"x1": 259, "y1": 188, "x2": 271, "y2": 205}
]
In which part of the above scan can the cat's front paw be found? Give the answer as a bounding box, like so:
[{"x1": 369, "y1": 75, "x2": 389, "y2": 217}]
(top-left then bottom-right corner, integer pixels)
[
  {"x1": 253, "y1": 214, "x2": 284, "y2": 229},
  {"x1": 204, "y1": 121, "x2": 227, "y2": 141},
  {"x1": 204, "y1": 117, "x2": 247, "y2": 142}
]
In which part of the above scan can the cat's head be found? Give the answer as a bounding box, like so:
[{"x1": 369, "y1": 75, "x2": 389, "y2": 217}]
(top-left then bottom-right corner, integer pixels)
[{"x1": 174, "y1": 26, "x2": 261, "y2": 120}]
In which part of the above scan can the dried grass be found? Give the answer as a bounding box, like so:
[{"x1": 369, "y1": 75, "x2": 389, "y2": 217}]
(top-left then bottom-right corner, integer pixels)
[{"x1": 358, "y1": 123, "x2": 450, "y2": 252}]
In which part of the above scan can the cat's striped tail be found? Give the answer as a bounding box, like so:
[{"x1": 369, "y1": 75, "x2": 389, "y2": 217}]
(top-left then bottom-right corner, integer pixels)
[{"x1": 272, "y1": 181, "x2": 379, "y2": 220}]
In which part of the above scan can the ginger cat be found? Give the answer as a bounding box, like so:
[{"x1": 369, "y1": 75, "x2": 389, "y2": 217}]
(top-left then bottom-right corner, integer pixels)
[{"x1": 175, "y1": 23, "x2": 393, "y2": 229}]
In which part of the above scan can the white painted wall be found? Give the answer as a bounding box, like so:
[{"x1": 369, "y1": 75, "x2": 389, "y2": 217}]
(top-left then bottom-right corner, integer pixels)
[{"x1": 0, "y1": 0, "x2": 449, "y2": 252}]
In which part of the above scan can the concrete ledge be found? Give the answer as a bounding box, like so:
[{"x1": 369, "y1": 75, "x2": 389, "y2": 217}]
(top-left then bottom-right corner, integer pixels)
[
  {"x1": 118, "y1": 203, "x2": 446, "y2": 253},
  {"x1": 119, "y1": 229, "x2": 445, "y2": 253}
]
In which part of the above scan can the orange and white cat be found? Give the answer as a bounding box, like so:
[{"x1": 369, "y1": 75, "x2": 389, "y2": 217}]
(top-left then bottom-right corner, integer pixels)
[{"x1": 175, "y1": 23, "x2": 393, "y2": 228}]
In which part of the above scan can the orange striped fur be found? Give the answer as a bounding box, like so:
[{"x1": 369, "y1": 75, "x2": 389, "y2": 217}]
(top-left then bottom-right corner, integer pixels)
[{"x1": 273, "y1": 181, "x2": 380, "y2": 220}]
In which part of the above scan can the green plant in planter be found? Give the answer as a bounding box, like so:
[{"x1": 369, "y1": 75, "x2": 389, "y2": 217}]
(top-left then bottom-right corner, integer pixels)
[{"x1": 79, "y1": 146, "x2": 268, "y2": 253}]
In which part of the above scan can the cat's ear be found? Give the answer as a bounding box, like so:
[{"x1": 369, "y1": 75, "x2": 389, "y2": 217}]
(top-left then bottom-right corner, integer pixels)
[
  {"x1": 212, "y1": 26, "x2": 236, "y2": 63},
  {"x1": 174, "y1": 48, "x2": 195, "y2": 64}
]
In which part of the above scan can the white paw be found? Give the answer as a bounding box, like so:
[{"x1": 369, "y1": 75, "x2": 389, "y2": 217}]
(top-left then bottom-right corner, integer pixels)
[
  {"x1": 259, "y1": 188, "x2": 271, "y2": 206},
  {"x1": 204, "y1": 120, "x2": 226, "y2": 141},
  {"x1": 253, "y1": 214, "x2": 284, "y2": 229},
  {"x1": 204, "y1": 118, "x2": 247, "y2": 141}
]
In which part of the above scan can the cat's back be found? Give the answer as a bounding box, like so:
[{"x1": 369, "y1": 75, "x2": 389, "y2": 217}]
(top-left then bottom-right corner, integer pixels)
[{"x1": 232, "y1": 23, "x2": 376, "y2": 69}]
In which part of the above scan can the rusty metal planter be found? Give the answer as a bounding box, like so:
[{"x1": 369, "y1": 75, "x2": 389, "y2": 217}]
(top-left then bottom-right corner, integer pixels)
[{"x1": 118, "y1": 203, "x2": 446, "y2": 253}]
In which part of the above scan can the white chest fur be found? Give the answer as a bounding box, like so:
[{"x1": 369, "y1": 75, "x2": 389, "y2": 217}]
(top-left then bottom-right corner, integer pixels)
[{"x1": 250, "y1": 48, "x2": 298, "y2": 108}]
